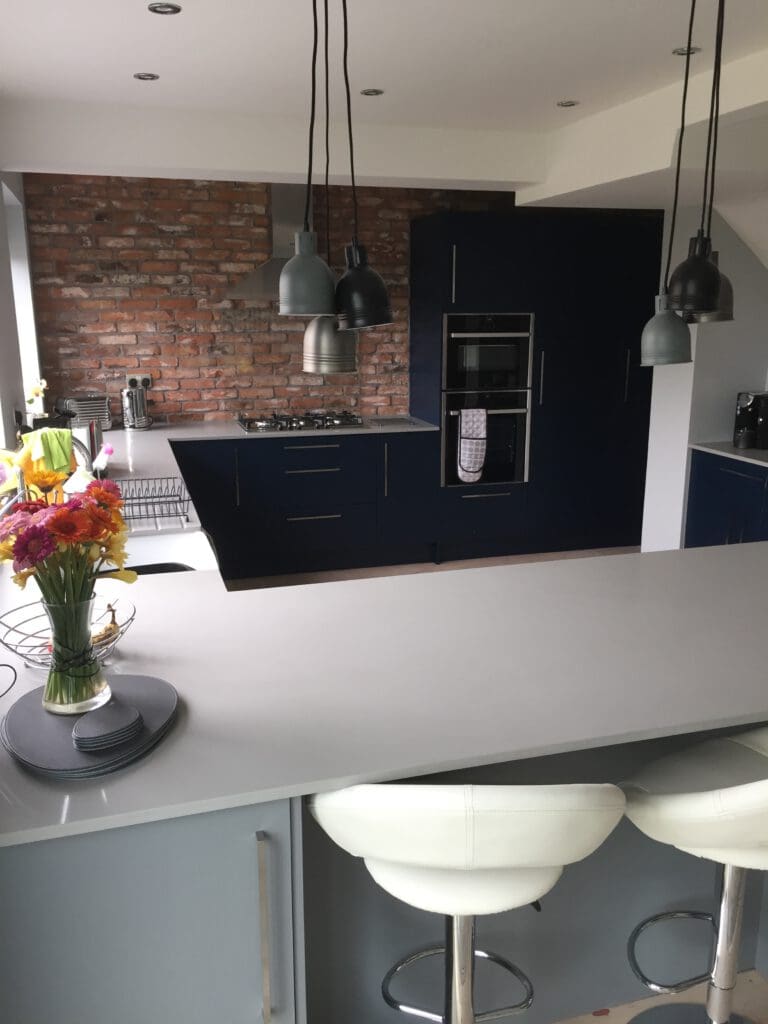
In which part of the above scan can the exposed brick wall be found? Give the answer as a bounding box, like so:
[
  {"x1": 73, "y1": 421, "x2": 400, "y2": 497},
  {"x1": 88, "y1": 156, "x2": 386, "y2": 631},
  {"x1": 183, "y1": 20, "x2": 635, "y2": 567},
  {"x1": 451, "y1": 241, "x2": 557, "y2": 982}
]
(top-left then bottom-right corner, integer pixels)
[{"x1": 24, "y1": 174, "x2": 515, "y2": 422}]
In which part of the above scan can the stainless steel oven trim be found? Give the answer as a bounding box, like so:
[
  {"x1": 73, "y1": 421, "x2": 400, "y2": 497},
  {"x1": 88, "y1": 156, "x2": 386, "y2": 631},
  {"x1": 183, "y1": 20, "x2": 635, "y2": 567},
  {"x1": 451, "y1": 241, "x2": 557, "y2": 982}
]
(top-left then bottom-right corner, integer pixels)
[
  {"x1": 442, "y1": 313, "x2": 535, "y2": 391},
  {"x1": 440, "y1": 390, "x2": 531, "y2": 487}
]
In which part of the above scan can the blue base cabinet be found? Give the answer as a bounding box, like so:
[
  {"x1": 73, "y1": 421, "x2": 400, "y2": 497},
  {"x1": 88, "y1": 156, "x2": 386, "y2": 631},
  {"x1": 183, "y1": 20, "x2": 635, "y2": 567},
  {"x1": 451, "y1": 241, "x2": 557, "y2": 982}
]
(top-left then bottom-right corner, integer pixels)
[
  {"x1": 686, "y1": 450, "x2": 768, "y2": 548},
  {"x1": 0, "y1": 802, "x2": 298, "y2": 1024}
]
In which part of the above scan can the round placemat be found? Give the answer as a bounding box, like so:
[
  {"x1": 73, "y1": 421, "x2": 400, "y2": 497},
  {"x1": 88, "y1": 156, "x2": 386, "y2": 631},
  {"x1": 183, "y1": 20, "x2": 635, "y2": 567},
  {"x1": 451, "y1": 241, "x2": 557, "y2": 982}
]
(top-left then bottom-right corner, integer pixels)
[{"x1": 1, "y1": 675, "x2": 178, "y2": 779}]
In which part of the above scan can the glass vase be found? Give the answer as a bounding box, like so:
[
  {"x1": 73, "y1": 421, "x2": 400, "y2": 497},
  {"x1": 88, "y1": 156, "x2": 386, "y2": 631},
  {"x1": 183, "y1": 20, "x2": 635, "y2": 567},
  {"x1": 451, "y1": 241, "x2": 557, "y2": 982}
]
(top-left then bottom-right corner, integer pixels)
[{"x1": 41, "y1": 598, "x2": 111, "y2": 715}]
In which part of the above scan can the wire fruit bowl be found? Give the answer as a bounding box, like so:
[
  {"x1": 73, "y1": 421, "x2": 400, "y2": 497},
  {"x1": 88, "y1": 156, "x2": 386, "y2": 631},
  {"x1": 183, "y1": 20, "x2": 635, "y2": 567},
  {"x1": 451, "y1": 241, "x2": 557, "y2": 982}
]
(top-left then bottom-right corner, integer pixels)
[{"x1": 0, "y1": 596, "x2": 136, "y2": 669}]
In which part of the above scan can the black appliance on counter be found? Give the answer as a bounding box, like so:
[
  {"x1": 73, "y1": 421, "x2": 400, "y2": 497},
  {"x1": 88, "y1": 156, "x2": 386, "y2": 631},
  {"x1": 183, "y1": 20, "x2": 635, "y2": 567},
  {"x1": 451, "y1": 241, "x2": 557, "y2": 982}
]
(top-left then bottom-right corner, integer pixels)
[
  {"x1": 441, "y1": 313, "x2": 533, "y2": 486},
  {"x1": 734, "y1": 392, "x2": 768, "y2": 449}
]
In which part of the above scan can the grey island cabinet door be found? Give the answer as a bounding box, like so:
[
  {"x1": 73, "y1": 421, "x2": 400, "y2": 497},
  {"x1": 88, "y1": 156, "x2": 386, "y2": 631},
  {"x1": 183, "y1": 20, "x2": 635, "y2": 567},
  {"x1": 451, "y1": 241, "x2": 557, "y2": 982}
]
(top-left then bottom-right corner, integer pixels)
[{"x1": 0, "y1": 799, "x2": 297, "y2": 1024}]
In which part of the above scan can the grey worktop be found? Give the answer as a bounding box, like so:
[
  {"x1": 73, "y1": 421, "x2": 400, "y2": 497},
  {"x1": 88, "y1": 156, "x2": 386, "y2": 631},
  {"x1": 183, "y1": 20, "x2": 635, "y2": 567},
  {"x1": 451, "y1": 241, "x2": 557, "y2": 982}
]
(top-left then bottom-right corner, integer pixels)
[
  {"x1": 1, "y1": 539, "x2": 767, "y2": 846},
  {"x1": 690, "y1": 441, "x2": 768, "y2": 468}
]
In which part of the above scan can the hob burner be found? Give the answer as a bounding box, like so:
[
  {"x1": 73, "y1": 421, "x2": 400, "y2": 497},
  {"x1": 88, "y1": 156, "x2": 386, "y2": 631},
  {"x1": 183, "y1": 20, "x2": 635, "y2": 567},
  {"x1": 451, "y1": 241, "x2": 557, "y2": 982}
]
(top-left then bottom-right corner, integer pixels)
[{"x1": 237, "y1": 411, "x2": 365, "y2": 433}]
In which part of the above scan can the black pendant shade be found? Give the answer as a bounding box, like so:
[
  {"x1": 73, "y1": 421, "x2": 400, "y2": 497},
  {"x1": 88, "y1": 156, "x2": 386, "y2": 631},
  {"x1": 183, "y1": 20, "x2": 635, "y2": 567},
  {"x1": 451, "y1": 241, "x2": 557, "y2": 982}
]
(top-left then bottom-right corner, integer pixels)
[
  {"x1": 335, "y1": 242, "x2": 393, "y2": 330},
  {"x1": 667, "y1": 230, "x2": 722, "y2": 315},
  {"x1": 685, "y1": 251, "x2": 734, "y2": 323}
]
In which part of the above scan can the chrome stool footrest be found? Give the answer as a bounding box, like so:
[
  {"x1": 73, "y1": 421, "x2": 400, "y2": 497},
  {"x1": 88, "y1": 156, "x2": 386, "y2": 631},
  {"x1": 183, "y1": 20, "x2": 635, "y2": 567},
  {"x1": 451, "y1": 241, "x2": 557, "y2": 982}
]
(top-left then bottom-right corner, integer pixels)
[
  {"x1": 628, "y1": 910, "x2": 716, "y2": 994},
  {"x1": 382, "y1": 919, "x2": 534, "y2": 1024}
]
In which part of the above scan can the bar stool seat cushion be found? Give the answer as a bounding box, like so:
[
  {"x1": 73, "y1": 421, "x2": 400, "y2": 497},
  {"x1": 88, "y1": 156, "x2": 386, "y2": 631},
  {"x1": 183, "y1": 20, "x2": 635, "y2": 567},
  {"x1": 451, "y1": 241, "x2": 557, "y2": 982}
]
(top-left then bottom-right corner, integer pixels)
[
  {"x1": 310, "y1": 783, "x2": 625, "y2": 915},
  {"x1": 624, "y1": 727, "x2": 768, "y2": 869}
]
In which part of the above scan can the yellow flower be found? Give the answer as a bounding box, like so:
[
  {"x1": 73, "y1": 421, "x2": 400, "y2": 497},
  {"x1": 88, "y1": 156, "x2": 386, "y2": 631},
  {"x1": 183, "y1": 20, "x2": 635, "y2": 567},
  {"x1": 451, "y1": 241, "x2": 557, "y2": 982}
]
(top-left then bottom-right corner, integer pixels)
[
  {"x1": 0, "y1": 538, "x2": 15, "y2": 562},
  {"x1": 11, "y1": 568, "x2": 34, "y2": 589},
  {"x1": 103, "y1": 528, "x2": 129, "y2": 568},
  {"x1": 99, "y1": 569, "x2": 138, "y2": 584}
]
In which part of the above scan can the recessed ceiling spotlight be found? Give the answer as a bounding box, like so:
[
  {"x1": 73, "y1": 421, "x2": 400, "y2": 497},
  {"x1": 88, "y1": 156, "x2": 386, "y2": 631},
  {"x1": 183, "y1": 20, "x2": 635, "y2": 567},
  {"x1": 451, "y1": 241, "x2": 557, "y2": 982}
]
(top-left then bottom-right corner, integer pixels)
[
  {"x1": 360, "y1": 88, "x2": 384, "y2": 97},
  {"x1": 133, "y1": 72, "x2": 160, "y2": 81},
  {"x1": 673, "y1": 44, "x2": 701, "y2": 56},
  {"x1": 148, "y1": 2, "x2": 182, "y2": 12},
  {"x1": 556, "y1": 99, "x2": 580, "y2": 108}
]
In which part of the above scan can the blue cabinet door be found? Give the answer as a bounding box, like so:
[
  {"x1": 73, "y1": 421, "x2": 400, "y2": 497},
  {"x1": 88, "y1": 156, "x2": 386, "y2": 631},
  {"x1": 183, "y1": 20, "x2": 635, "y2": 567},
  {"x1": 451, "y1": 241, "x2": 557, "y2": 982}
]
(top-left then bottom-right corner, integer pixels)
[
  {"x1": 686, "y1": 451, "x2": 768, "y2": 547},
  {"x1": 0, "y1": 802, "x2": 296, "y2": 1024},
  {"x1": 380, "y1": 431, "x2": 441, "y2": 559}
]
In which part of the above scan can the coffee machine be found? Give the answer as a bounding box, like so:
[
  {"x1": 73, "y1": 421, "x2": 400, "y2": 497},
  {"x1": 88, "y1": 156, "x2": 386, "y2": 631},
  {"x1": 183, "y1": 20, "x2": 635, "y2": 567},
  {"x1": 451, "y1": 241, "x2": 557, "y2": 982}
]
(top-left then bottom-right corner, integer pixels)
[{"x1": 734, "y1": 392, "x2": 768, "y2": 449}]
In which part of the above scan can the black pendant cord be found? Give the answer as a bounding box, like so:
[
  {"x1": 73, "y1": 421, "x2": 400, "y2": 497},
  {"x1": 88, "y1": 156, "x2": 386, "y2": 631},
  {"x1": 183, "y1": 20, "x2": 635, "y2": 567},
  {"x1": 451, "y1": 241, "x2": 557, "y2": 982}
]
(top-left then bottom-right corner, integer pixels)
[
  {"x1": 303, "y1": 0, "x2": 320, "y2": 233},
  {"x1": 664, "y1": 0, "x2": 697, "y2": 292},
  {"x1": 706, "y1": 0, "x2": 726, "y2": 238},
  {"x1": 341, "y1": 0, "x2": 359, "y2": 243},
  {"x1": 698, "y1": 0, "x2": 725, "y2": 237},
  {"x1": 324, "y1": 0, "x2": 331, "y2": 265}
]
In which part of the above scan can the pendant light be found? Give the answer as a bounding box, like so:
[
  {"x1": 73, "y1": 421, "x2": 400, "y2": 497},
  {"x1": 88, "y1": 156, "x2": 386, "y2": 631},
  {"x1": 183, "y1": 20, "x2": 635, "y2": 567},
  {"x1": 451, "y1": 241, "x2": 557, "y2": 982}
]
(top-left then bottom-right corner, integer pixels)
[
  {"x1": 668, "y1": 0, "x2": 728, "y2": 317},
  {"x1": 688, "y1": 251, "x2": 733, "y2": 323},
  {"x1": 303, "y1": 0, "x2": 358, "y2": 372},
  {"x1": 279, "y1": 0, "x2": 336, "y2": 317},
  {"x1": 334, "y1": 0, "x2": 393, "y2": 331},
  {"x1": 641, "y1": 0, "x2": 696, "y2": 366}
]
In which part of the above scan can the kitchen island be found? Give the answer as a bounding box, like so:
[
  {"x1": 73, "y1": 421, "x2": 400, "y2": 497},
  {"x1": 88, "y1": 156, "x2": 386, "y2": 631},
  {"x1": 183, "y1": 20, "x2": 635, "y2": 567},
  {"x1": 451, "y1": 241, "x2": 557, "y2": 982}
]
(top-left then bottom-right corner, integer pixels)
[
  {"x1": 2, "y1": 539, "x2": 768, "y2": 1024},
  {"x1": 1, "y1": 538, "x2": 767, "y2": 846}
]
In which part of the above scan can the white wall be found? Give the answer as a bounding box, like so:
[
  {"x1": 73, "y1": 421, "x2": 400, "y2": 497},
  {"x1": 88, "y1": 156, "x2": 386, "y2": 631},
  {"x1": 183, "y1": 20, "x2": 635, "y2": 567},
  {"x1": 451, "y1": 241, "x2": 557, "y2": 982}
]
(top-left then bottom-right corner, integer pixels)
[
  {"x1": 641, "y1": 207, "x2": 768, "y2": 552},
  {"x1": 0, "y1": 176, "x2": 24, "y2": 449},
  {"x1": 3, "y1": 178, "x2": 40, "y2": 407},
  {"x1": 689, "y1": 211, "x2": 768, "y2": 442}
]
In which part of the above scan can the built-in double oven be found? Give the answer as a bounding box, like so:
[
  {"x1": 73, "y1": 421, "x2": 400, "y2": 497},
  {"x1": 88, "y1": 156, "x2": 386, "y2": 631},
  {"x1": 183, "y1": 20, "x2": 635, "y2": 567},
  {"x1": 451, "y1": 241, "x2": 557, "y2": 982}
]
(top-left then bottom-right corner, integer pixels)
[{"x1": 441, "y1": 313, "x2": 534, "y2": 487}]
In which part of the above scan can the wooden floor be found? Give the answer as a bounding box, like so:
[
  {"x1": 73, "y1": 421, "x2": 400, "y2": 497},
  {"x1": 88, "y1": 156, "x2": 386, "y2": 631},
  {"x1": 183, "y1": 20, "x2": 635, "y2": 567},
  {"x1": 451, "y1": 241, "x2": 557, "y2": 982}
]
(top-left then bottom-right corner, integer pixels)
[
  {"x1": 555, "y1": 970, "x2": 768, "y2": 1024},
  {"x1": 226, "y1": 546, "x2": 638, "y2": 591}
]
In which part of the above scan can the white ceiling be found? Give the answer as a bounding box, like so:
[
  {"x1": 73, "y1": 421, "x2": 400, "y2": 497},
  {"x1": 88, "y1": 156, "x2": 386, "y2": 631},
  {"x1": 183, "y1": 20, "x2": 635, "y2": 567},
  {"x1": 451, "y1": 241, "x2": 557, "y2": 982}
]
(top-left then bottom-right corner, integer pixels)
[{"x1": 1, "y1": 0, "x2": 768, "y2": 132}]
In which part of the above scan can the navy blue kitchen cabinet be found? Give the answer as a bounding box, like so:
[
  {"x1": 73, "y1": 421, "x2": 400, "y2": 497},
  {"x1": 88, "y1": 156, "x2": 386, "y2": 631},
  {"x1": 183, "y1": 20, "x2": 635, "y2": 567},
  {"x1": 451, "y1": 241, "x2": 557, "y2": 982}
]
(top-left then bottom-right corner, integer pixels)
[
  {"x1": 686, "y1": 451, "x2": 768, "y2": 548},
  {"x1": 379, "y1": 431, "x2": 441, "y2": 562},
  {"x1": 410, "y1": 207, "x2": 661, "y2": 555},
  {"x1": 174, "y1": 433, "x2": 440, "y2": 579}
]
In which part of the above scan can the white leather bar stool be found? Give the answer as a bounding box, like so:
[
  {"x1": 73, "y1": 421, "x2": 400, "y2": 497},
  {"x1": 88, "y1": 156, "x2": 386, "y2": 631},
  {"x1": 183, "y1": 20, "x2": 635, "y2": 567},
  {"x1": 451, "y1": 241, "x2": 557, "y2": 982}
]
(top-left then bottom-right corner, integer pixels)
[
  {"x1": 624, "y1": 727, "x2": 768, "y2": 1024},
  {"x1": 311, "y1": 782, "x2": 625, "y2": 1024}
]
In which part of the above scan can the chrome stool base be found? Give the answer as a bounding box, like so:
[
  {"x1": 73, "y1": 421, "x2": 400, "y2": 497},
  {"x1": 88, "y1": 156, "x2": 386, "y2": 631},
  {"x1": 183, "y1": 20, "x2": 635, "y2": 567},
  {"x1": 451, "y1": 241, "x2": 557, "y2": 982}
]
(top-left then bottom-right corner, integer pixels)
[
  {"x1": 382, "y1": 916, "x2": 533, "y2": 1024},
  {"x1": 628, "y1": 865, "x2": 748, "y2": 1024},
  {"x1": 626, "y1": 1005, "x2": 751, "y2": 1024}
]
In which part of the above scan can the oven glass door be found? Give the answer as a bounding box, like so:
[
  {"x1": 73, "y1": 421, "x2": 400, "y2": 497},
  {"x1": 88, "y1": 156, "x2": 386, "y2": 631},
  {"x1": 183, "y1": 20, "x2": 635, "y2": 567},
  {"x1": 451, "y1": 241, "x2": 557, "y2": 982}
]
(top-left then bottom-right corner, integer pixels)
[
  {"x1": 443, "y1": 390, "x2": 529, "y2": 487},
  {"x1": 443, "y1": 314, "x2": 532, "y2": 391}
]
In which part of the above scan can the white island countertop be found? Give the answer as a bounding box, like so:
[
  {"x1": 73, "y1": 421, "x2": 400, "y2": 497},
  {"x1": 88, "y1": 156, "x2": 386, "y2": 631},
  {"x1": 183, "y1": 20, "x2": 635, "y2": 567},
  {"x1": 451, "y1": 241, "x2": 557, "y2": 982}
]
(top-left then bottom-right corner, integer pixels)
[
  {"x1": 1, "y1": 540, "x2": 768, "y2": 847},
  {"x1": 690, "y1": 441, "x2": 768, "y2": 468}
]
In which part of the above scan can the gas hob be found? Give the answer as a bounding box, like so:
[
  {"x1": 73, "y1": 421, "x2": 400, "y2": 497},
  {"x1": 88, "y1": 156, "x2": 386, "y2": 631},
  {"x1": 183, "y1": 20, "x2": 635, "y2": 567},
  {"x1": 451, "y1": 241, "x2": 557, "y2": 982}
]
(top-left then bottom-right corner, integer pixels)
[{"x1": 237, "y1": 411, "x2": 366, "y2": 433}]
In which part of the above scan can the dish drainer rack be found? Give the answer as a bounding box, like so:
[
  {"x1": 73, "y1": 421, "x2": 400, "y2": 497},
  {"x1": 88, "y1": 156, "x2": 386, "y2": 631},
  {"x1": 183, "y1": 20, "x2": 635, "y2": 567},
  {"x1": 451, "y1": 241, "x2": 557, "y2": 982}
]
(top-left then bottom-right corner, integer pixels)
[{"x1": 112, "y1": 476, "x2": 190, "y2": 524}]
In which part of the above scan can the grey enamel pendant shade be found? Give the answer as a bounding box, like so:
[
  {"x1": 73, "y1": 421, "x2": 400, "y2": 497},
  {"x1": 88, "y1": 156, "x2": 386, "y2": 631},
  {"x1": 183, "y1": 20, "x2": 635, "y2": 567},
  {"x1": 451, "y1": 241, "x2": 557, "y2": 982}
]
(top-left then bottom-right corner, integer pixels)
[
  {"x1": 667, "y1": 231, "x2": 722, "y2": 315},
  {"x1": 641, "y1": 294, "x2": 692, "y2": 366},
  {"x1": 303, "y1": 316, "x2": 358, "y2": 373},
  {"x1": 279, "y1": 231, "x2": 336, "y2": 316},
  {"x1": 335, "y1": 241, "x2": 393, "y2": 330}
]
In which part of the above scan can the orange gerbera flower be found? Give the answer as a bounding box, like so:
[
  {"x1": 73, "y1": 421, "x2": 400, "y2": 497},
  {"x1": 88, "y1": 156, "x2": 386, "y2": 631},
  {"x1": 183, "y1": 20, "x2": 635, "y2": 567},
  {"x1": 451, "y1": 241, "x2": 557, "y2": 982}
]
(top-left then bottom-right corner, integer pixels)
[
  {"x1": 86, "y1": 483, "x2": 123, "y2": 511},
  {"x1": 47, "y1": 507, "x2": 100, "y2": 543},
  {"x1": 85, "y1": 500, "x2": 120, "y2": 537}
]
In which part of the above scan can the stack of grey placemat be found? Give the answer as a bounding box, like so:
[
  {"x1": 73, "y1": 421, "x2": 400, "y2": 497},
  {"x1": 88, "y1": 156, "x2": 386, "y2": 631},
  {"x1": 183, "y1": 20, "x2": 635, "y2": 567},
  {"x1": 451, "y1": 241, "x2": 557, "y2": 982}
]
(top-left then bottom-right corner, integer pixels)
[{"x1": 1, "y1": 675, "x2": 178, "y2": 780}]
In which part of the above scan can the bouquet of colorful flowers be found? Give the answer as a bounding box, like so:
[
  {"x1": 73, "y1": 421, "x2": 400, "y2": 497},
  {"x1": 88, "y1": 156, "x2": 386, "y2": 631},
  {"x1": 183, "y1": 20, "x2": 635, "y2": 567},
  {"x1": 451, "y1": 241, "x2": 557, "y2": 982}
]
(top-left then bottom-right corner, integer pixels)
[{"x1": 0, "y1": 480, "x2": 136, "y2": 713}]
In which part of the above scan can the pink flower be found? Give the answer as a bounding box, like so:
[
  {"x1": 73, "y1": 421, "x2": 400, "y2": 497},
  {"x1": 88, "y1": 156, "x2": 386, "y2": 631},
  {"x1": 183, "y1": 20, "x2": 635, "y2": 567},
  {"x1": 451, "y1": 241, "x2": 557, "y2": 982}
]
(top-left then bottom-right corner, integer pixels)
[
  {"x1": 12, "y1": 525, "x2": 57, "y2": 571},
  {"x1": 0, "y1": 510, "x2": 33, "y2": 541}
]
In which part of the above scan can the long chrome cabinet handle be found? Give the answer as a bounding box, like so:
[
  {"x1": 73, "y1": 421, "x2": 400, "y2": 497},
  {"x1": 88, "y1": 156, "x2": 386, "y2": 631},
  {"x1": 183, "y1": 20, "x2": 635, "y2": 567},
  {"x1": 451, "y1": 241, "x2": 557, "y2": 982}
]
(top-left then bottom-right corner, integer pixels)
[
  {"x1": 451, "y1": 244, "x2": 457, "y2": 303},
  {"x1": 539, "y1": 350, "x2": 545, "y2": 406},
  {"x1": 255, "y1": 831, "x2": 272, "y2": 1024},
  {"x1": 624, "y1": 348, "x2": 631, "y2": 403},
  {"x1": 285, "y1": 513, "x2": 343, "y2": 522},
  {"x1": 384, "y1": 441, "x2": 389, "y2": 498},
  {"x1": 449, "y1": 332, "x2": 531, "y2": 339},
  {"x1": 461, "y1": 492, "x2": 512, "y2": 499},
  {"x1": 284, "y1": 467, "x2": 341, "y2": 475},
  {"x1": 447, "y1": 409, "x2": 528, "y2": 417},
  {"x1": 283, "y1": 444, "x2": 341, "y2": 451},
  {"x1": 234, "y1": 448, "x2": 241, "y2": 509}
]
